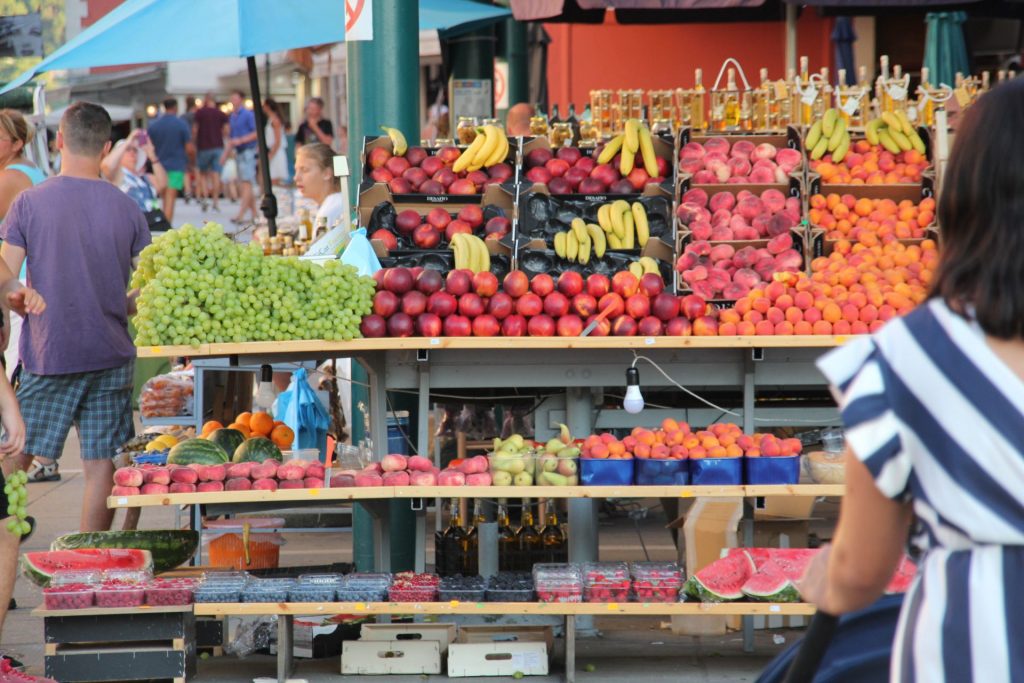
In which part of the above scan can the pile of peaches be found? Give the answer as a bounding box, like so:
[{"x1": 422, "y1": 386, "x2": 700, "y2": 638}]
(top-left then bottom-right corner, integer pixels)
[
  {"x1": 809, "y1": 193, "x2": 935, "y2": 244},
  {"x1": 810, "y1": 141, "x2": 929, "y2": 185},
  {"x1": 583, "y1": 421, "x2": 802, "y2": 460}
]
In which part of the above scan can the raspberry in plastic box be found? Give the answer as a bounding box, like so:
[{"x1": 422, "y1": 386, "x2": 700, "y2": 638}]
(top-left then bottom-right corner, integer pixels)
[
  {"x1": 582, "y1": 562, "x2": 630, "y2": 603},
  {"x1": 629, "y1": 562, "x2": 683, "y2": 603},
  {"x1": 388, "y1": 571, "x2": 439, "y2": 602},
  {"x1": 43, "y1": 584, "x2": 94, "y2": 610},
  {"x1": 533, "y1": 564, "x2": 583, "y2": 603}
]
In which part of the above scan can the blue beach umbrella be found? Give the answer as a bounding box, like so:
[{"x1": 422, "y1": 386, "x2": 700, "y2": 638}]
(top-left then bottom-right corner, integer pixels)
[{"x1": 924, "y1": 11, "x2": 971, "y2": 87}]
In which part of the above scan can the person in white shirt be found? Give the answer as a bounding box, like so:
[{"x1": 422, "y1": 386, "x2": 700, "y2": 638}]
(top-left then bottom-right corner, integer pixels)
[{"x1": 294, "y1": 143, "x2": 343, "y2": 228}]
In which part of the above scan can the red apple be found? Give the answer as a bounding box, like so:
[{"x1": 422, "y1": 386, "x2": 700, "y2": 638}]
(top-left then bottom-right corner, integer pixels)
[
  {"x1": 373, "y1": 290, "x2": 399, "y2": 317},
  {"x1": 578, "y1": 177, "x2": 607, "y2": 195},
  {"x1": 590, "y1": 163, "x2": 619, "y2": 187},
  {"x1": 525, "y1": 147, "x2": 553, "y2": 168},
  {"x1": 575, "y1": 156, "x2": 596, "y2": 174},
  {"x1": 389, "y1": 177, "x2": 412, "y2": 195},
  {"x1": 611, "y1": 271, "x2": 640, "y2": 298},
  {"x1": 556, "y1": 147, "x2": 582, "y2": 165},
  {"x1": 427, "y1": 291, "x2": 457, "y2": 318},
  {"x1": 487, "y1": 292, "x2": 514, "y2": 319},
  {"x1": 564, "y1": 167, "x2": 589, "y2": 190},
  {"x1": 545, "y1": 159, "x2": 570, "y2": 177},
  {"x1": 586, "y1": 273, "x2": 611, "y2": 298},
  {"x1": 638, "y1": 272, "x2": 665, "y2": 297},
  {"x1": 426, "y1": 208, "x2": 451, "y2": 230},
  {"x1": 436, "y1": 146, "x2": 461, "y2": 165},
  {"x1": 445, "y1": 270, "x2": 472, "y2": 296},
  {"x1": 457, "y1": 205, "x2": 484, "y2": 228},
  {"x1": 473, "y1": 271, "x2": 499, "y2": 297},
  {"x1": 571, "y1": 293, "x2": 597, "y2": 318},
  {"x1": 488, "y1": 162, "x2": 513, "y2": 182},
  {"x1": 516, "y1": 292, "x2": 543, "y2": 317},
  {"x1": 531, "y1": 273, "x2": 555, "y2": 297},
  {"x1": 416, "y1": 312, "x2": 442, "y2": 337},
  {"x1": 502, "y1": 271, "x2": 530, "y2": 298},
  {"x1": 557, "y1": 271, "x2": 585, "y2": 298},
  {"x1": 611, "y1": 315, "x2": 638, "y2": 336},
  {"x1": 381, "y1": 267, "x2": 414, "y2": 294},
  {"x1": 557, "y1": 314, "x2": 584, "y2": 337},
  {"x1": 420, "y1": 156, "x2": 443, "y2": 177},
  {"x1": 370, "y1": 229, "x2": 398, "y2": 250},
  {"x1": 610, "y1": 179, "x2": 634, "y2": 194},
  {"x1": 370, "y1": 168, "x2": 394, "y2": 184},
  {"x1": 445, "y1": 219, "x2": 473, "y2": 242},
  {"x1": 433, "y1": 167, "x2": 456, "y2": 188},
  {"x1": 501, "y1": 314, "x2": 527, "y2": 336},
  {"x1": 651, "y1": 292, "x2": 679, "y2": 321},
  {"x1": 665, "y1": 317, "x2": 693, "y2": 336},
  {"x1": 418, "y1": 179, "x2": 444, "y2": 195},
  {"x1": 385, "y1": 156, "x2": 410, "y2": 176},
  {"x1": 548, "y1": 177, "x2": 572, "y2": 195},
  {"x1": 402, "y1": 166, "x2": 428, "y2": 190},
  {"x1": 624, "y1": 293, "x2": 650, "y2": 319},
  {"x1": 467, "y1": 170, "x2": 489, "y2": 187},
  {"x1": 627, "y1": 167, "x2": 650, "y2": 191},
  {"x1": 637, "y1": 316, "x2": 664, "y2": 336},
  {"x1": 584, "y1": 314, "x2": 611, "y2": 337},
  {"x1": 406, "y1": 146, "x2": 427, "y2": 167},
  {"x1": 415, "y1": 269, "x2": 444, "y2": 295},
  {"x1": 525, "y1": 167, "x2": 552, "y2": 185},
  {"x1": 528, "y1": 314, "x2": 556, "y2": 336},
  {"x1": 484, "y1": 216, "x2": 511, "y2": 237},
  {"x1": 680, "y1": 294, "x2": 708, "y2": 320},
  {"x1": 471, "y1": 314, "x2": 500, "y2": 337},
  {"x1": 395, "y1": 210, "x2": 420, "y2": 235},
  {"x1": 543, "y1": 291, "x2": 571, "y2": 318},
  {"x1": 368, "y1": 146, "x2": 391, "y2": 169},
  {"x1": 449, "y1": 179, "x2": 477, "y2": 195},
  {"x1": 360, "y1": 314, "x2": 387, "y2": 338},
  {"x1": 401, "y1": 290, "x2": 428, "y2": 316},
  {"x1": 443, "y1": 315, "x2": 472, "y2": 337},
  {"x1": 598, "y1": 292, "x2": 625, "y2": 318},
  {"x1": 458, "y1": 293, "x2": 486, "y2": 318},
  {"x1": 386, "y1": 312, "x2": 414, "y2": 338},
  {"x1": 412, "y1": 223, "x2": 441, "y2": 249}
]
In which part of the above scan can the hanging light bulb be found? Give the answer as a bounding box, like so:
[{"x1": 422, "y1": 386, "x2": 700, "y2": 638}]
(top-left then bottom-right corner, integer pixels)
[{"x1": 623, "y1": 366, "x2": 644, "y2": 414}]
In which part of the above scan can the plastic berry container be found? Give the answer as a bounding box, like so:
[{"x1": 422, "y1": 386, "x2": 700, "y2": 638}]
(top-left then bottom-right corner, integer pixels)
[
  {"x1": 438, "y1": 576, "x2": 486, "y2": 602},
  {"x1": 337, "y1": 573, "x2": 391, "y2": 602},
  {"x1": 103, "y1": 569, "x2": 153, "y2": 585},
  {"x1": 388, "y1": 572, "x2": 440, "y2": 602},
  {"x1": 194, "y1": 581, "x2": 245, "y2": 603},
  {"x1": 50, "y1": 570, "x2": 102, "y2": 587},
  {"x1": 145, "y1": 579, "x2": 196, "y2": 606},
  {"x1": 630, "y1": 562, "x2": 683, "y2": 603},
  {"x1": 288, "y1": 575, "x2": 342, "y2": 602},
  {"x1": 533, "y1": 563, "x2": 583, "y2": 603},
  {"x1": 241, "y1": 578, "x2": 294, "y2": 603},
  {"x1": 43, "y1": 585, "x2": 94, "y2": 610},
  {"x1": 582, "y1": 562, "x2": 631, "y2": 603},
  {"x1": 94, "y1": 583, "x2": 145, "y2": 608}
]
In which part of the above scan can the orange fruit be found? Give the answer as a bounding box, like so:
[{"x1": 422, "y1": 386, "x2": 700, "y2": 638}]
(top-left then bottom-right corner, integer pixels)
[
  {"x1": 227, "y1": 423, "x2": 251, "y2": 438},
  {"x1": 250, "y1": 411, "x2": 275, "y2": 437},
  {"x1": 235, "y1": 412, "x2": 252, "y2": 428},
  {"x1": 201, "y1": 420, "x2": 223, "y2": 436},
  {"x1": 270, "y1": 424, "x2": 295, "y2": 449}
]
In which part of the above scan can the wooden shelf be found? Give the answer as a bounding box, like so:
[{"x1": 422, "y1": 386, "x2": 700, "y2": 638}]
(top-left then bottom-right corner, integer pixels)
[
  {"x1": 107, "y1": 484, "x2": 843, "y2": 509},
  {"x1": 137, "y1": 335, "x2": 854, "y2": 358},
  {"x1": 32, "y1": 605, "x2": 192, "y2": 618},
  {"x1": 192, "y1": 601, "x2": 817, "y2": 617}
]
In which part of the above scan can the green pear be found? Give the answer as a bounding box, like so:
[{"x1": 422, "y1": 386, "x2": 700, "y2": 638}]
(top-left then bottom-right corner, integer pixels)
[
  {"x1": 513, "y1": 471, "x2": 533, "y2": 486},
  {"x1": 542, "y1": 456, "x2": 558, "y2": 473},
  {"x1": 557, "y1": 447, "x2": 580, "y2": 459},
  {"x1": 492, "y1": 470, "x2": 513, "y2": 486},
  {"x1": 493, "y1": 437, "x2": 502, "y2": 451},
  {"x1": 543, "y1": 472, "x2": 568, "y2": 486},
  {"x1": 545, "y1": 438, "x2": 564, "y2": 454},
  {"x1": 507, "y1": 434, "x2": 525, "y2": 450}
]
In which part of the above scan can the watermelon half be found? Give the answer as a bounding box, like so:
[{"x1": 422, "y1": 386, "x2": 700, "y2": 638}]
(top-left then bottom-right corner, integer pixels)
[
  {"x1": 21, "y1": 548, "x2": 153, "y2": 587},
  {"x1": 685, "y1": 551, "x2": 756, "y2": 602},
  {"x1": 51, "y1": 530, "x2": 198, "y2": 573}
]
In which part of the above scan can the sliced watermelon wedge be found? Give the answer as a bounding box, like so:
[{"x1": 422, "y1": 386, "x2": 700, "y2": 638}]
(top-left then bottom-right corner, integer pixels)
[
  {"x1": 21, "y1": 548, "x2": 153, "y2": 587},
  {"x1": 685, "y1": 551, "x2": 756, "y2": 602}
]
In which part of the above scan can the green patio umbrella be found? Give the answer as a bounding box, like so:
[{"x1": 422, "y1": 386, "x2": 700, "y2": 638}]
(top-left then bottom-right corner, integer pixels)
[{"x1": 924, "y1": 11, "x2": 971, "y2": 86}]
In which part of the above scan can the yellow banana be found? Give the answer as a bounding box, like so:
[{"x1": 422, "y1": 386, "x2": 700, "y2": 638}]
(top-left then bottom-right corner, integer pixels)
[
  {"x1": 597, "y1": 204, "x2": 613, "y2": 233},
  {"x1": 472, "y1": 125, "x2": 501, "y2": 166},
  {"x1": 577, "y1": 233, "x2": 591, "y2": 265},
  {"x1": 907, "y1": 129, "x2": 927, "y2": 155},
  {"x1": 607, "y1": 233, "x2": 624, "y2": 249},
  {"x1": 631, "y1": 202, "x2": 650, "y2": 247},
  {"x1": 597, "y1": 134, "x2": 624, "y2": 165},
  {"x1": 619, "y1": 143, "x2": 635, "y2": 176},
  {"x1": 623, "y1": 211, "x2": 635, "y2": 249},
  {"x1": 881, "y1": 111, "x2": 902, "y2": 132},
  {"x1": 450, "y1": 233, "x2": 466, "y2": 269},
  {"x1": 474, "y1": 236, "x2": 491, "y2": 274},
  {"x1": 888, "y1": 127, "x2": 913, "y2": 152},
  {"x1": 553, "y1": 232, "x2": 567, "y2": 259},
  {"x1": 624, "y1": 119, "x2": 640, "y2": 154},
  {"x1": 380, "y1": 125, "x2": 407, "y2": 155},
  {"x1": 453, "y1": 133, "x2": 487, "y2": 173},
  {"x1": 827, "y1": 118, "x2": 847, "y2": 152},
  {"x1": 571, "y1": 217, "x2": 588, "y2": 242},
  {"x1": 831, "y1": 134, "x2": 850, "y2": 163},
  {"x1": 805, "y1": 120, "x2": 824, "y2": 152},
  {"x1": 611, "y1": 200, "x2": 629, "y2": 239},
  {"x1": 877, "y1": 129, "x2": 901, "y2": 155},
  {"x1": 895, "y1": 110, "x2": 914, "y2": 135},
  {"x1": 639, "y1": 256, "x2": 660, "y2": 275},
  {"x1": 638, "y1": 125, "x2": 659, "y2": 177},
  {"x1": 822, "y1": 109, "x2": 838, "y2": 137},
  {"x1": 864, "y1": 118, "x2": 883, "y2": 145},
  {"x1": 810, "y1": 137, "x2": 829, "y2": 160},
  {"x1": 586, "y1": 223, "x2": 606, "y2": 259},
  {"x1": 629, "y1": 262, "x2": 644, "y2": 279},
  {"x1": 566, "y1": 231, "x2": 579, "y2": 261},
  {"x1": 482, "y1": 128, "x2": 509, "y2": 167}
]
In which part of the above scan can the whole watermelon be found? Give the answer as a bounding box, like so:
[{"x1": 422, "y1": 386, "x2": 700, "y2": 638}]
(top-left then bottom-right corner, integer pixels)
[
  {"x1": 207, "y1": 428, "x2": 246, "y2": 458},
  {"x1": 167, "y1": 438, "x2": 228, "y2": 465},
  {"x1": 51, "y1": 530, "x2": 199, "y2": 573},
  {"x1": 233, "y1": 436, "x2": 282, "y2": 463}
]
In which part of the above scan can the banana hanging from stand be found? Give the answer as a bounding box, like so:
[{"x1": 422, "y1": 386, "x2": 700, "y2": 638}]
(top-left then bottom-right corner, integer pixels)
[
  {"x1": 453, "y1": 126, "x2": 509, "y2": 173},
  {"x1": 380, "y1": 126, "x2": 407, "y2": 156}
]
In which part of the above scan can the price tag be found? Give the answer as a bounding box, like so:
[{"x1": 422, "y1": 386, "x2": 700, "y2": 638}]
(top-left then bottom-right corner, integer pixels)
[
  {"x1": 355, "y1": 602, "x2": 366, "y2": 610},
  {"x1": 840, "y1": 96, "x2": 860, "y2": 117},
  {"x1": 150, "y1": 347, "x2": 162, "y2": 354},
  {"x1": 679, "y1": 490, "x2": 694, "y2": 498},
  {"x1": 644, "y1": 337, "x2": 655, "y2": 345},
  {"x1": 607, "y1": 602, "x2": 619, "y2": 610},
  {"x1": 117, "y1": 497, "x2": 128, "y2": 505},
  {"x1": 308, "y1": 488, "x2": 320, "y2": 496},
  {"x1": 449, "y1": 600, "x2": 460, "y2": 607},
  {"x1": 769, "y1": 605, "x2": 781, "y2": 612},
  {"x1": 905, "y1": 106, "x2": 919, "y2": 122},
  {"x1": 887, "y1": 84, "x2": 908, "y2": 102},
  {"x1": 476, "y1": 603, "x2": 485, "y2": 609},
  {"x1": 800, "y1": 84, "x2": 818, "y2": 106},
  {"x1": 430, "y1": 337, "x2": 440, "y2": 345},
  {"x1": 773, "y1": 80, "x2": 789, "y2": 100}
]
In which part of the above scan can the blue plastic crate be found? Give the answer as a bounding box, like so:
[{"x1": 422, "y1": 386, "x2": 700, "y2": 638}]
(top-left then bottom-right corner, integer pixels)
[
  {"x1": 635, "y1": 459, "x2": 689, "y2": 486},
  {"x1": 579, "y1": 458, "x2": 634, "y2": 486},
  {"x1": 689, "y1": 457, "x2": 742, "y2": 486},
  {"x1": 745, "y1": 455, "x2": 801, "y2": 485}
]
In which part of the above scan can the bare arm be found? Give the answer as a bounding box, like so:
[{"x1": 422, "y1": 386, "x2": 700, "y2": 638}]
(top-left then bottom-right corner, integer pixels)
[
  {"x1": 0, "y1": 369, "x2": 24, "y2": 458},
  {"x1": 309, "y1": 119, "x2": 333, "y2": 146},
  {"x1": 0, "y1": 171, "x2": 32, "y2": 222},
  {"x1": 269, "y1": 117, "x2": 283, "y2": 157},
  {"x1": 798, "y1": 453, "x2": 913, "y2": 614}
]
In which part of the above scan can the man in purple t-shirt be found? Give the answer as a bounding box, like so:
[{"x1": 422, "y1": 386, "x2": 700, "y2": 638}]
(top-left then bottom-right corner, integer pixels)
[
  {"x1": 0, "y1": 102, "x2": 150, "y2": 532},
  {"x1": 193, "y1": 93, "x2": 228, "y2": 211}
]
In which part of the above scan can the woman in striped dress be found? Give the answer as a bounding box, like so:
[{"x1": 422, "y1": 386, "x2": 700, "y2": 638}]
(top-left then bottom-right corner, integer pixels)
[{"x1": 799, "y1": 78, "x2": 1024, "y2": 682}]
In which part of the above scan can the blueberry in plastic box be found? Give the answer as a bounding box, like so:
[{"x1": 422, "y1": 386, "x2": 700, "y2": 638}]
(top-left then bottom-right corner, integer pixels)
[
  {"x1": 744, "y1": 455, "x2": 801, "y2": 485},
  {"x1": 635, "y1": 458, "x2": 689, "y2": 485},
  {"x1": 689, "y1": 456, "x2": 742, "y2": 486},
  {"x1": 579, "y1": 458, "x2": 634, "y2": 486}
]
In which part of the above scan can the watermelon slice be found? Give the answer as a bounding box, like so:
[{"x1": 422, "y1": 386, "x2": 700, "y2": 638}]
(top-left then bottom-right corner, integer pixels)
[
  {"x1": 740, "y1": 551, "x2": 817, "y2": 602},
  {"x1": 684, "y1": 551, "x2": 756, "y2": 602},
  {"x1": 885, "y1": 555, "x2": 917, "y2": 594},
  {"x1": 51, "y1": 530, "x2": 197, "y2": 573},
  {"x1": 21, "y1": 549, "x2": 153, "y2": 587},
  {"x1": 728, "y1": 547, "x2": 772, "y2": 568}
]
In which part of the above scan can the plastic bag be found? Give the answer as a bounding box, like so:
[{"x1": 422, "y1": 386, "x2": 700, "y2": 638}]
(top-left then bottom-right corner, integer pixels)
[
  {"x1": 277, "y1": 368, "x2": 329, "y2": 462},
  {"x1": 139, "y1": 370, "x2": 193, "y2": 418},
  {"x1": 224, "y1": 615, "x2": 276, "y2": 658},
  {"x1": 339, "y1": 227, "x2": 381, "y2": 276}
]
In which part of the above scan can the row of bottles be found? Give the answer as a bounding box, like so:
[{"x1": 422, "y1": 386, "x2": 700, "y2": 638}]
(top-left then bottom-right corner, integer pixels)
[{"x1": 435, "y1": 498, "x2": 567, "y2": 576}]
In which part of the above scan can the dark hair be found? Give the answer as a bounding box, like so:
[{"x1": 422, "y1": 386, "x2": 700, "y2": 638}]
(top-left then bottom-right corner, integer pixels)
[
  {"x1": 60, "y1": 101, "x2": 112, "y2": 156},
  {"x1": 308, "y1": 97, "x2": 324, "y2": 108},
  {"x1": 231, "y1": 89, "x2": 245, "y2": 99},
  {"x1": 264, "y1": 98, "x2": 282, "y2": 119},
  {"x1": 163, "y1": 98, "x2": 177, "y2": 111},
  {"x1": 930, "y1": 78, "x2": 1024, "y2": 339}
]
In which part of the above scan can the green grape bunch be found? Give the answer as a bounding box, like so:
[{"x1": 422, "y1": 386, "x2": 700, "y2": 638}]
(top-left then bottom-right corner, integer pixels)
[
  {"x1": 4, "y1": 469, "x2": 30, "y2": 537},
  {"x1": 131, "y1": 224, "x2": 376, "y2": 346}
]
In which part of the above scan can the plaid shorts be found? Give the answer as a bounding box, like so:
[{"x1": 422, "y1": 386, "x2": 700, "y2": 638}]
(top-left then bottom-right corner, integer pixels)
[{"x1": 17, "y1": 361, "x2": 135, "y2": 461}]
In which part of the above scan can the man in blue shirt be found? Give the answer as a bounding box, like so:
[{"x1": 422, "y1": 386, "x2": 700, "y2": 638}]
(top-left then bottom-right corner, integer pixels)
[
  {"x1": 226, "y1": 90, "x2": 258, "y2": 225},
  {"x1": 147, "y1": 98, "x2": 192, "y2": 224}
]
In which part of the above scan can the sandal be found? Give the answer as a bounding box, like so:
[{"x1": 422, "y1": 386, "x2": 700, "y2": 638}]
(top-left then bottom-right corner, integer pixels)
[
  {"x1": 25, "y1": 462, "x2": 59, "y2": 483},
  {"x1": 18, "y1": 516, "x2": 34, "y2": 544}
]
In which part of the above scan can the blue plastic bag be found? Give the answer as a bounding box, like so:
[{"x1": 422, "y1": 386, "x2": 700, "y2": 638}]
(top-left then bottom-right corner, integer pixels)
[
  {"x1": 340, "y1": 227, "x2": 381, "y2": 276},
  {"x1": 277, "y1": 368, "x2": 329, "y2": 462}
]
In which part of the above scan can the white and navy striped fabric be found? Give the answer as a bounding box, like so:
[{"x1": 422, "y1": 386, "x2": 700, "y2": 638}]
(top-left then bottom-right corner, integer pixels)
[{"x1": 817, "y1": 298, "x2": 1024, "y2": 683}]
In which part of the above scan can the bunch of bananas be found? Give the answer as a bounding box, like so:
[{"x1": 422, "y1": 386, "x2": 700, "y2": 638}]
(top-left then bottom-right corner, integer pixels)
[
  {"x1": 597, "y1": 118, "x2": 660, "y2": 178},
  {"x1": 380, "y1": 125, "x2": 408, "y2": 155},
  {"x1": 453, "y1": 125, "x2": 510, "y2": 173},
  {"x1": 598, "y1": 200, "x2": 650, "y2": 249},
  {"x1": 864, "y1": 111, "x2": 927, "y2": 156},
  {"x1": 627, "y1": 257, "x2": 662, "y2": 279},
  {"x1": 449, "y1": 233, "x2": 491, "y2": 273},
  {"x1": 806, "y1": 108, "x2": 851, "y2": 163},
  {"x1": 553, "y1": 218, "x2": 606, "y2": 265}
]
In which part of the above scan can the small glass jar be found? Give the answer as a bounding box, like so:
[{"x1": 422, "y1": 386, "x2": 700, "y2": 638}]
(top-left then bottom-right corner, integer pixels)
[
  {"x1": 651, "y1": 118, "x2": 673, "y2": 137},
  {"x1": 550, "y1": 122, "x2": 573, "y2": 148},
  {"x1": 529, "y1": 116, "x2": 548, "y2": 137},
  {"x1": 578, "y1": 119, "x2": 598, "y2": 147},
  {"x1": 456, "y1": 117, "x2": 478, "y2": 145}
]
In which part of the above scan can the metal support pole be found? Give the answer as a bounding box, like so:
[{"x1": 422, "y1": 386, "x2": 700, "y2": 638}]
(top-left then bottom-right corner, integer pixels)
[
  {"x1": 742, "y1": 352, "x2": 757, "y2": 653},
  {"x1": 565, "y1": 387, "x2": 597, "y2": 636},
  {"x1": 504, "y1": 18, "x2": 529, "y2": 107},
  {"x1": 245, "y1": 56, "x2": 277, "y2": 235},
  {"x1": 785, "y1": 3, "x2": 798, "y2": 76}
]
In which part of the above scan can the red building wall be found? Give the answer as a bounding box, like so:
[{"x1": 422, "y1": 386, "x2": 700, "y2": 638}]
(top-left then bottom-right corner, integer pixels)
[{"x1": 544, "y1": 12, "x2": 835, "y2": 111}]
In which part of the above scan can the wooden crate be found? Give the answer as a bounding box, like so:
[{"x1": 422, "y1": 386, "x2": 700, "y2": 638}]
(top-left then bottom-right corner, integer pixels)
[
  {"x1": 447, "y1": 641, "x2": 549, "y2": 677},
  {"x1": 359, "y1": 622, "x2": 457, "y2": 653},
  {"x1": 457, "y1": 624, "x2": 554, "y2": 651},
  {"x1": 341, "y1": 639, "x2": 441, "y2": 675}
]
